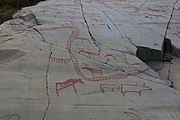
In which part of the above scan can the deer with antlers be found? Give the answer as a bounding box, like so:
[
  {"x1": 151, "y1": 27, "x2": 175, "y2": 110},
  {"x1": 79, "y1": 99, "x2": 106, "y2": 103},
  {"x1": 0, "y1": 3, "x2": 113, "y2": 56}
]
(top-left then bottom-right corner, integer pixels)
[{"x1": 56, "y1": 78, "x2": 84, "y2": 96}]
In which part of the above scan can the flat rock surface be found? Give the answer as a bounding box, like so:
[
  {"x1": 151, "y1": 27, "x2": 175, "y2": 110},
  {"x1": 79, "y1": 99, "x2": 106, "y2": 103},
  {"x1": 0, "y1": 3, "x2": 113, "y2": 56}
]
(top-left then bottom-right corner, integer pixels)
[{"x1": 0, "y1": 0, "x2": 180, "y2": 120}]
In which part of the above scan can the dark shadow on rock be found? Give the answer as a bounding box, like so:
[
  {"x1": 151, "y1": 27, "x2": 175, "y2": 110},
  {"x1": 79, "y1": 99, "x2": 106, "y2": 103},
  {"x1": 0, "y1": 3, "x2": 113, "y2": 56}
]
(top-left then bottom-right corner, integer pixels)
[
  {"x1": 0, "y1": 49, "x2": 26, "y2": 64},
  {"x1": 162, "y1": 38, "x2": 173, "y2": 62},
  {"x1": 136, "y1": 46, "x2": 162, "y2": 61}
]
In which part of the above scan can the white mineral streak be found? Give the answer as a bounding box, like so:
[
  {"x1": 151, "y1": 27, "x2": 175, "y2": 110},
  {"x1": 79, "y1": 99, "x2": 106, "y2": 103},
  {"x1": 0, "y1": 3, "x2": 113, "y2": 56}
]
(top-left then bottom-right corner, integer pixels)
[{"x1": 0, "y1": 0, "x2": 180, "y2": 120}]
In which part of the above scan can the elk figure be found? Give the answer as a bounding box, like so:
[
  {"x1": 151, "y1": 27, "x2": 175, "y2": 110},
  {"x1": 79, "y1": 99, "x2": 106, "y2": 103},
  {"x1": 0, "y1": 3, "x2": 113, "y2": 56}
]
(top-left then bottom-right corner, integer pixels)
[
  {"x1": 78, "y1": 48, "x2": 101, "y2": 58},
  {"x1": 120, "y1": 83, "x2": 152, "y2": 96},
  {"x1": 82, "y1": 63, "x2": 102, "y2": 78},
  {"x1": 56, "y1": 78, "x2": 84, "y2": 96}
]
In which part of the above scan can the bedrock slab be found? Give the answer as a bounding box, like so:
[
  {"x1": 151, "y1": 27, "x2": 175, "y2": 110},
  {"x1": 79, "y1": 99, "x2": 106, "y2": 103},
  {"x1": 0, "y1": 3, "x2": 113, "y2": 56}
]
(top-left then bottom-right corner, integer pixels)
[{"x1": 0, "y1": 0, "x2": 180, "y2": 120}]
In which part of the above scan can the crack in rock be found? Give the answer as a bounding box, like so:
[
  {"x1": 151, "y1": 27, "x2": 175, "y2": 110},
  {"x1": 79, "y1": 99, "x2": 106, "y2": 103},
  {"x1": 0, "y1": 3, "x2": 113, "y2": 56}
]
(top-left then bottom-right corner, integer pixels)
[
  {"x1": 42, "y1": 51, "x2": 52, "y2": 120},
  {"x1": 80, "y1": 1, "x2": 102, "y2": 52},
  {"x1": 164, "y1": 0, "x2": 179, "y2": 38}
]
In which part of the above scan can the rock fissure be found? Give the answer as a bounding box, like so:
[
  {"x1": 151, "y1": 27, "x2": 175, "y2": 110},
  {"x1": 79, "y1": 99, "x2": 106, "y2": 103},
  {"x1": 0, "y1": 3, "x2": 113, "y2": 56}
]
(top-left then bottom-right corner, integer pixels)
[{"x1": 42, "y1": 51, "x2": 52, "y2": 120}]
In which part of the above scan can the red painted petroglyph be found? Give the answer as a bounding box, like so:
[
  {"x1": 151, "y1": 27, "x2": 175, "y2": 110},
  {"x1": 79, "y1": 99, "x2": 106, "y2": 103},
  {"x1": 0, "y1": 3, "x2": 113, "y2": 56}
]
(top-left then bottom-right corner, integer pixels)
[
  {"x1": 82, "y1": 63, "x2": 103, "y2": 78},
  {"x1": 67, "y1": 28, "x2": 87, "y2": 79},
  {"x1": 120, "y1": 83, "x2": 152, "y2": 96},
  {"x1": 138, "y1": 21, "x2": 180, "y2": 25},
  {"x1": 0, "y1": 114, "x2": 20, "y2": 120},
  {"x1": 100, "y1": 84, "x2": 120, "y2": 94},
  {"x1": 78, "y1": 48, "x2": 101, "y2": 58},
  {"x1": 56, "y1": 78, "x2": 84, "y2": 96},
  {"x1": 58, "y1": 26, "x2": 152, "y2": 82},
  {"x1": 80, "y1": 63, "x2": 150, "y2": 82},
  {"x1": 76, "y1": 37, "x2": 90, "y2": 43},
  {"x1": 100, "y1": 83, "x2": 152, "y2": 96},
  {"x1": 147, "y1": 8, "x2": 166, "y2": 13},
  {"x1": 156, "y1": 5, "x2": 169, "y2": 9},
  {"x1": 85, "y1": 72, "x2": 129, "y2": 82},
  {"x1": 172, "y1": 31, "x2": 180, "y2": 38},
  {"x1": 176, "y1": 7, "x2": 180, "y2": 11},
  {"x1": 124, "y1": 111, "x2": 141, "y2": 120},
  {"x1": 51, "y1": 57, "x2": 71, "y2": 64},
  {"x1": 10, "y1": 20, "x2": 26, "y2": 32}
]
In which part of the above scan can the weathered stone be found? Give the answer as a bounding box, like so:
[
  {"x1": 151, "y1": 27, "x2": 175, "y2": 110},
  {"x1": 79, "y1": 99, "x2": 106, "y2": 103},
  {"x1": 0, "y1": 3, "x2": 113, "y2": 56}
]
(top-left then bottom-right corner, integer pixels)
[{"x1": 0, "y1": 0, "x2": 180, "y2": 120}]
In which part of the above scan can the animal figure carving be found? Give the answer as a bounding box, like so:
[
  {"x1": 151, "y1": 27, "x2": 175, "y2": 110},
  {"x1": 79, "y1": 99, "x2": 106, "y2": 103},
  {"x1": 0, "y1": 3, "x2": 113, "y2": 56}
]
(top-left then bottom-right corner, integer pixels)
[
  {"x1": 56, "y1": 78, "x2": 84, "y2": 96},
  {"x1": 82, "y1": 64, "x2": 102, "y2": 78},
  {"x1": 100, "y1": 83, "x2": 152, "y2": 96},
  {"x1": 100, "y1": 84, "x2": 120, "y2": 94},
  {"x1": 0, "y1": 114, "x2": 20, "y2": 120},
  {"x1": 120, "y1": 83, "x2": 152, "y2": 96},
  {"x1": 78, "y1": 48, "x2": 101, "y2": 58}
]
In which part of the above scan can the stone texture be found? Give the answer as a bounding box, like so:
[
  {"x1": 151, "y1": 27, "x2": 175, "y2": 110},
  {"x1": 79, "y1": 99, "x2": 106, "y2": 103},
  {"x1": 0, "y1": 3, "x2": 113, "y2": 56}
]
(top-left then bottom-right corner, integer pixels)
[{"x1": 0, "y1": 0, "x2": 180, "y2": 120}]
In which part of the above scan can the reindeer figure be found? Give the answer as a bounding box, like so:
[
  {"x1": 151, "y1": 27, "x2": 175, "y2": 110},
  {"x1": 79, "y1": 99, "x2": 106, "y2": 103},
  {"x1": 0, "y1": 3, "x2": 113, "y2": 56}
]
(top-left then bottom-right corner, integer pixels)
[
  {"x1": 78, "y1": 48, "x2": 101, "y2": 58},
  {"x1": 82, "y1": 63, "x2": 102, "y2": 78},
  {"x1": 120, "y1": 83, "x2": 152, "y2": 96},
  {"x1": 56, "y1": 78, "x2": 84, "y2": 96}
]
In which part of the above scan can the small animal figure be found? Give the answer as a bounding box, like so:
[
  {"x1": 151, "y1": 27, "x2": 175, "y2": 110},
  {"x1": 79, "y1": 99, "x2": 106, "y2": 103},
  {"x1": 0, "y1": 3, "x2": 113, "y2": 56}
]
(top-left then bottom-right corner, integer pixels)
[
  {"x1": 120, "y1": 83, "x2": 152, "y2": 96},
  {"x1": 56, "y1": 78, "x2": 84, "y2": 96}
]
